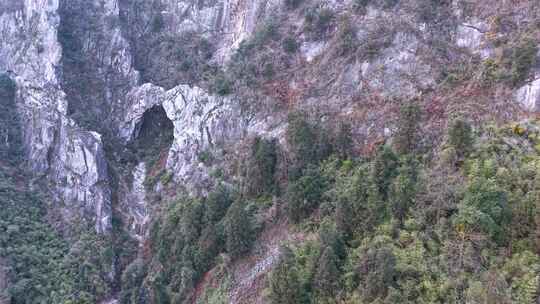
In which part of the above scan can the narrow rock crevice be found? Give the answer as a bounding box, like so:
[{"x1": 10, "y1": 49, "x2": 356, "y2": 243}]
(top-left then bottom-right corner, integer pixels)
[{"x1": 57, "y1": 0, "x2": 109, "y2": 132}]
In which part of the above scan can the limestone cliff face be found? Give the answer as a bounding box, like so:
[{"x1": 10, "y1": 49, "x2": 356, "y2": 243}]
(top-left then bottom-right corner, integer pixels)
[
  {"x1": 0, "y1": 0, "x2": 112, "y2": 233},
  {"x1": 0, "y1": 0, "x2": 281, "y2": 235},
  {"x1": 2, "y1": 0, "x2": 540, "y2": 302},
  {"x1": 1, "y1": 0, "x2": 540, "y2": 272}
]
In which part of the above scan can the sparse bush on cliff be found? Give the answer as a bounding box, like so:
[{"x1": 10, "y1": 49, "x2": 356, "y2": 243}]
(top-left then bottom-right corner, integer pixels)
[
  {"x1": 246, "y1": 137, "x2": 279, "y2": 197},
  {"x1": 282, "y1": 36, "x2": 300, "y2": 54},
  {"x1": 285, "y1": 0, "x2": 304, "y2": 10},
  {"x1": 286, "y1": 112, "x2": 334, "y2": 174},
  {"x1": 224, "y1": 200, "x2": 255, "y2": 259},
  {"x1": 304, "y1": 7, "x2": 335, "y2": 40},
  {"x1": 393, "y1": 103, "x2": 422, "y2": 155},
  {"x1": 0, "y1": 74, "x2": 22, "y2": 164},
  {"x1": 510, "y1": 38, "x2": 538, "y2": 86},
  {"x1": 447, "y1": 118, "x2": 473, "y2": 158},
  {"x1": 336, "y1": 18, "x2": 358, "y2": 56},
  {"x1": 286, "y1": 165, "x2": 326, "y2": 222}
]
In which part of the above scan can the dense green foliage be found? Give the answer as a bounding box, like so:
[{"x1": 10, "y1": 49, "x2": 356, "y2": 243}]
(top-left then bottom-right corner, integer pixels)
[
  {"x1": 393, "y1": 103, "x2": 422, "y2": 155},
  {"x1": 265, "y1": 115, "x2": 540, "y2": 303},
  {"x1": 246, "y1": 137, "x2": 279, "y2": 196},
  {"x1": 481, "y1": 36, "x2": 539, "y2": 87},
  {"x1": 286, "y1": 112, "x2": 334, "y2": 176},
  {"x1": 0, "y1": 74, "x2": 22, "y2": 164},
  {"x1": 57, "y1": 0, "x2": 110, "y2": 131},
  {"x1": 304, "y1": 6, "x2": 335, "y2": 40},
  {"x1": 284, "y1": 0, "x2": 304, "y2": 10},
  {"x1": 147, "y1": 187, "x2": 256, "y2": 302},
  {"x1": 266, "y1": 245, "x2": 307, "y2": 304},
  {"x1": 510, "y1": 38, "x2": 538, "y2": 86},
  {"x1": 224, "y1": 200, "x2": 255, "y2": 259},
  {"x1": 447, "y1": 118, "x2": 474, "y2": 158},
  {"x1": 287, "y1": 165, "x2": 327, "y2": 223},
  {"x1": 0, "y1": 170, "x2": 112, "y2": 304}
]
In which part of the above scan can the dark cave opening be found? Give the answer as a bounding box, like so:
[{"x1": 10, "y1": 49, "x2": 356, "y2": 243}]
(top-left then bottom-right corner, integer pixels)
[{"x1": 131, "y1": 105, "x2": 174, "y2": 164}]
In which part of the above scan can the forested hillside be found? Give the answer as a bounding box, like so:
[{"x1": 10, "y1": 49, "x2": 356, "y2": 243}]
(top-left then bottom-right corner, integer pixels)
[
  {"x1": 1, "y1": 0, "x2": 540, "y2": 303},
  {"x1": 125, "y1": 108, "x2": 540, "y2": 303}
]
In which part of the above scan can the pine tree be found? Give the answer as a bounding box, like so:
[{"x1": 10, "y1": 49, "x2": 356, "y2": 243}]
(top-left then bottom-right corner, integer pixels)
[
  {"x1": 178, "y1": 263, "x2": 195, "y2": 301},
  {"x1": 314, "y1": 246, "x2": 340, "y2": 300},
  {"x1": 532, "y1": 169, "x2": 540, "y2": 254},
  {"x1": 455, "y1": 161, "x2": 510, "y2": 244},
  {"x1": 266, "y1": 246, "x2": 306, "y2": 304},
  {"x1": 224, "y1": 200, "x2": 254, "y2": 259},
  {"x1": 204, "y1": 185, "x2": 233, "y2": 224},
  {"x1": 357, "y1": 245, "x2": 397, "y2": 301},
  {"x1": 0, "y1": 73, "x2": 22, "y2": 164},
  {"x1": 389, "y1": 156, "x2": 418, "y2": 228},
  {"x1": 372, "y1": 145, "x2": 399, "y2": 201},
  {"x1": 247, "y1": 137, "x2": 278, "y2": 196},
  {"x1": 319, "y1": 221, "x2": 346, "y2": 261},
  {"x1": 335, "y1": 122, "x2": 353, "y2": 159},
  {"x1": 287, "y1": 112, "x2": 318, "y2": 170},
  {"x1": 448, "y1": 118, "x2": 473, "y2": 158},
  {"x1": 393, "y1": 103, "x2": 422, "y2": 155},
  {"x1": 335, "y1": 196, "x2": 354, "y2": 240},
  {"x1": 286, "y1": 165, "x2": 326, "y2": 223}
]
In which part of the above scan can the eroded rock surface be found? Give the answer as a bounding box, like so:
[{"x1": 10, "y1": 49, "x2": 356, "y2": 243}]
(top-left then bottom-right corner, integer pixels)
[{"x1": 0, "y1": 0, "x2": 111, "y2": 233}]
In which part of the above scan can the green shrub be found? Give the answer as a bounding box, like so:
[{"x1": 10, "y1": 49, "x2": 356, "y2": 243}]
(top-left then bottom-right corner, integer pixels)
[
  {"x1": 389, "y1": 156, "x2": 419, "y2": 228},
  {"x1": 481, "y1": 58, "x2": 505, "y2": 84},
  {"x1": 286, "y1": 112, "x2": 334, "y2": 174},
  {"x1": 120, "y1": 259, "x2": 148, "y2": 304},
  {"x1": 415, "y1": 0, "x2": 450, "y2": 23},
  {"x1": 304, "y1": 7, "x2": 335, "y2": 40},
  {"x1": 282, "y1": 36, "x2": 300, "y2": 54},
  {"x1": 393, "y1": 103, "x2": 422, "y2": 155},
  {"x1": 210, "y1": 72, "x2": 233, "y2": 96},
  {"x1": 286, "y1": 165, "x2": 326, "y2": 223},
  {"x1": 372, "y1": 145, "x2": 399, "y2": 200},
  {"x1": 353, "y1": 0, "x2": 371, "y2": 12},
  {"x1": 447, "y1": 118, "x2": 473, "y2": 158},
  {"x1": 356, "y1": 243, "x2": 397, "y2": 301},
  {"x1": 378, "y1": 0, "x2": 399, "y2": 9},
  {"x1": 149, "y1": 188, "x2": 255, "y2": 298},
  {"x1": 198, "y1": 149, "x2": 214, "y2": 165},
  {"x1": 224, "y1": 200, "x2": 254, "y2": 259},
  {"x1": 205, "y1": 186, "x2": 234, "y2": 224},
  {"x1": 454, "y1": 161, "x2": 511, "y2": 244},
  {"x1": 287, "y1": 112, "x2": 319, "y2": 170},
  {"x1": 247, "y1": 137, "x2": 279, "y2": 197},
  {"x1": 160, "y1": 171, "x2": 173, "y2": 185},
  {"x1": 266, "y1": 246, "x2": 307, "y2": 304},
  {"x1": 251, "y1": 20, "x2": 280, "y2": 49},
  {"x1": 337, "y1": 18, "x2": 358, "y2": 56},
  {"x1": 151, "y1": 13, "x2": 165, "y2": 32},
  {"x1": 284, "y1": 0, "x2": 304, "y2": 10},
  {"x1": 0, "y1": 74, "x2": 22, "y2": 164},
  {"x1": 510, "y1": 38, "x2": 538, "y2": 87},
  {"x1": 313, "y1": 246, "x2": 340, "y2": 300},
  {"x1": 482, "y1": 37, "x2": 538, "y2": 87},
  {"x1": 334, "y1": 122, "x2": 353, "y2": 158},
  {"x1": 226, "y1": 20, "x2": 281, "y2": 88}
]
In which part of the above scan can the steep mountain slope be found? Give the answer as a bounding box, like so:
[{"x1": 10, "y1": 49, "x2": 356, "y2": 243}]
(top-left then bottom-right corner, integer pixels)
[{"x1": 1, "y1": 0, "x2": 540, "y2": 303}]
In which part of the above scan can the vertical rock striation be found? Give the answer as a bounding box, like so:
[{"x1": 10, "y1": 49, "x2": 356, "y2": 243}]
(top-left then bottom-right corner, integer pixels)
[
  {"x1": 1, "y1": 0, "x2": 538, "y2": 243},
  {"x1": 0, "y1": 0, "x2": 112, "y2": 233}
]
